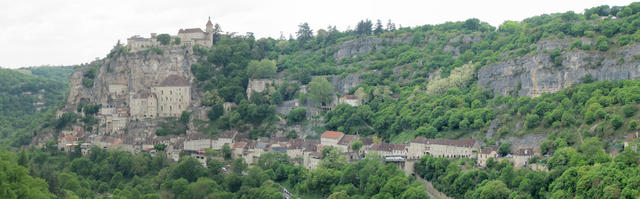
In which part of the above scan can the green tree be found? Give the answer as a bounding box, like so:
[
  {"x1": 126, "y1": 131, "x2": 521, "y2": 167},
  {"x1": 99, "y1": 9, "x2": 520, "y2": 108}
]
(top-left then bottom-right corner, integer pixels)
[
  {"x1": 596, "y1": 36, "x2": 609, "y2": 51},
  {"x1": 611, "y1": 115, "x2": 624, "y2": 129},
  {"x1": 351, "y1": 140, "x2": 363, "y2": 152},
  {"x1": 221, "y1": 144, "x2": 232, "y2": 160},
  {"x1": 467, "y1": 180, "x2": 510, "y2": 199},
  {"x1": 231, "y1": 158, "x2": 247, "y2": 175},
  {"x1": 154, "y1": 144, "x2": 167, "y2": 151},
  {"x1": 246, "y1": 59, "x2": 277, "y2": 79},
  {"x1": 296, "y1": 22, "x2": 313, "y2": 44},
  {"x1": 499, "y1": 142, "x2": 512, "y2": 156},
  {"x1": 157, "y1": 34, "x2": 171, "y2": 45},
  {"x1": 328, "y1": 191, "x2": 350, "y2": 199},
  {"x1": 308, "y1": 77, "x2": 334, "y2": 105},
  {"x1": 287, "y1": 108, "x2": 306, "y2": 123},
  {"x1": 171, "y1": 157, "x2": 206, "y2": 182}
]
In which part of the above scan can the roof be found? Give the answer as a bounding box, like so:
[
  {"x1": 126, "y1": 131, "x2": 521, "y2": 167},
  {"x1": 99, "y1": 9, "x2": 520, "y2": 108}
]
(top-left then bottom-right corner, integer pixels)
[
  {"x1": 272, "y1": 146, "x2": 287, "y2": 153},
  {"x1": 514, "y1": 148, "x2": 534, "y2": 156},
  {"x1": 411, "y1": 137, "x2": 476, "y2": 148},
  {"x1": 206, "y1": 18, "x2": 213, "y2": 26},
  {"x1": 360, "y1": 138, "x2": 373, "y2": 146},
  {"x1": 370, "y1": 143, "x2": 406, "y2": 151},
  {"x1": 321, "y1": 131, "x2": 344, "y2": 139},
  {"x1": 187, "y1": 133, "x2": 209, "y2": 140},
  {"x1": 625, "y1": 133, "x2": 639, "y2": 142},
  {"x1": 480, "y1": 146, "x2": 499, "y2": 154},
  {"x1": 132, "y1": 91, "x2": 156, "y2": 99},
  {"x1": 159, "y1": 75, "x2": 190, "y2": 87},
  {"x1": 338, "y1": 135, "x2": 359, "y2": 145},
  {"x1": 179, "y1": 28, "x2": 204, "y2": 34},
  {"x1": 233, "y1": 142, "x2": 247, "y2": 150},
  {"x1": 341, "y1": 95, "x2": 359, "y2": 100}
]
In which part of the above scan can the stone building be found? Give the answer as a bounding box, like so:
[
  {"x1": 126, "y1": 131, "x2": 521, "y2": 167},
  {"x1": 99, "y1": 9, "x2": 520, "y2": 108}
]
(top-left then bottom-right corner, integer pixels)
[
  {"x1": 511, "y1": 148, "x2": 534, "y2": 168},
  {"x1": 129, "y1": 92, "x2": 158, "y2": 120},
  {"x1": 338, "y1": 95, "x2": 361, "y2": 106},
  {"x1": 407, "y1": 137, "x2": 477, "y2": 159},
  {"x1": 321, "y1": 131, "x2": 345, "y2": 148},
  {"x1": 369, "y1": 143, "x2": 407, "y2": 157},
  {"x1": 477, "y1": 146, "x2": 499, "y2": 167},
  {"x1": 153, "y1": 75, "x2": 191, "y2": 117},
  {"x1": 184, "y1": 133, "x2": 212, "y2": 151},
  {"x1": 212, "y1": 130, "x2": 237, "y2": 149},
  {"x1": 336, "y1": 134, "x2": 359, "y2": 153},
  {"x1": 246, "y1": 79, "x2": 283, "y2": 99},
  {"x1": 127, "y1": 18, "x2": 215, "y2": 52}
]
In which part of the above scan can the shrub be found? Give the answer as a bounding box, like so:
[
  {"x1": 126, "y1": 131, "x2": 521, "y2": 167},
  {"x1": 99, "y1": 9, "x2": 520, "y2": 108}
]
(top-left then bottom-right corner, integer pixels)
[
  {"x1": 623, "y1": 104, "x2": 637, "y2": 117},
  {"x1": 611, "y1": 115, "x2": 624, "y2": 129}
]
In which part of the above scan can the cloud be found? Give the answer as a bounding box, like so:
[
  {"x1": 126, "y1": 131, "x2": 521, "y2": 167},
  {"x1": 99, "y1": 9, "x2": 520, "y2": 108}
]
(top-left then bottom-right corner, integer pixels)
[{"x1": 0, "y1": 0, "x2": 635, "y2": 68}]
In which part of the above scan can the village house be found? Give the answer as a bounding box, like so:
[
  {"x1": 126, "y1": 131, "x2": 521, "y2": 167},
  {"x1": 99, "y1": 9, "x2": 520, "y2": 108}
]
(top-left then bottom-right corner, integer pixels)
[
  {"x1": 511, "y1": 148, "x2": 534, "y2": 168},
  {"x1": 369, "y1": 143, "x2": 407, "y2": 157},
  {"x1": 183, "y1": 133, "x2": 212, "y2": 151},
  {"x1": 232, "y1": 141, "x2": 248, "y2": 159},
  {"x1": 129, "y1": 92, "x2": 158, "y2": 120},
  {"x1": 338, "y1": 95, "x2": 361, "y2": 106},
  {"x1": 152, "y1": 75, "x2": 191, "y2": 118},
  {"x1": 477, "y1": 146, "x2": 499, "y2": 167},
  {"x1": 212, "y1": 130, "x2": 237, "y2": 149},
  {"x1": 426, "y1": 138, "x2": 476, "y2": 158},
  {"x1": 321, "y1": 131, "x2": 345, "y2": 148},
  {"x1": 624, "y1": 132, "x2": 639, "y2": 151}
]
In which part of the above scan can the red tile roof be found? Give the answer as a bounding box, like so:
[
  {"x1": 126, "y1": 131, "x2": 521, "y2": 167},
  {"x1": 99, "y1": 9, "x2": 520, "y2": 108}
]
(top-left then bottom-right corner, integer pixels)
[
  {"x1": 321, "y1": 131, "x2": 344, "y2": 139},
  {"x1": 233, "y1": 142, "x2": 247, "y2": 150}
]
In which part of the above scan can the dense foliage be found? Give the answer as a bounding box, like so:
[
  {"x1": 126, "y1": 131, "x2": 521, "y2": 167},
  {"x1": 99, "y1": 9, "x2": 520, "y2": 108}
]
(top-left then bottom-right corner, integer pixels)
[
  {"x1": 0, "y1": 68, "x2": 69, "y2": 147},
  {"x1": 5, "y1": 144, "x2": 428, "y2": 199},
  {"x1": 415, "y1": 137, "x2": 640, "y2": 198}
]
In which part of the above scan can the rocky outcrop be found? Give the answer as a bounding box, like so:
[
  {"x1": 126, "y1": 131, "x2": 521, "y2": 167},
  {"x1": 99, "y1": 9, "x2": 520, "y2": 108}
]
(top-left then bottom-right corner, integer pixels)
[
  {"x1": 67, "y1": 46, "x2": 196, "y2": 107},
  {"x1": 478, "y1": 42, "x2": 640, "y2": 97},
  {"x1": 333, "y1": 37, "x2": 410, "y2": 61}
]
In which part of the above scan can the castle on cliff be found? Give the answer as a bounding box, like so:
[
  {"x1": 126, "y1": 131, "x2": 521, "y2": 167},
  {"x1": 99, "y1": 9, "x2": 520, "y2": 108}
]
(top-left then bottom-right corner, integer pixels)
[{"x1": 127, "y1": 18, "x2": 215, "y2": 52}]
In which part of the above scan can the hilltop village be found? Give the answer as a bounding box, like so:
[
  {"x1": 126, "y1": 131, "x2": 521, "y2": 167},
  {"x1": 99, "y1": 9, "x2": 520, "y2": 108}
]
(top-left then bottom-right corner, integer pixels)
[{"x1": 51, "y1": 18, "x2": 640, "y2": 174}]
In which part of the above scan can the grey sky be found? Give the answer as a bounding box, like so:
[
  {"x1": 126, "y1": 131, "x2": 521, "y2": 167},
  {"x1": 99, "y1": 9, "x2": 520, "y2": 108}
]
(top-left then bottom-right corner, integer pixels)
[{"x1": 0, "y1": 0, "x2": 635, "y2": 68}]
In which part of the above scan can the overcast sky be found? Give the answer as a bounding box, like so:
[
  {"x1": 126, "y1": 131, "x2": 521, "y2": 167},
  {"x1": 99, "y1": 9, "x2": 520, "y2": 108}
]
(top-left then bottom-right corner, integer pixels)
[{"x1": 0, "y1": 0, "x2": 636, "y2": 68}]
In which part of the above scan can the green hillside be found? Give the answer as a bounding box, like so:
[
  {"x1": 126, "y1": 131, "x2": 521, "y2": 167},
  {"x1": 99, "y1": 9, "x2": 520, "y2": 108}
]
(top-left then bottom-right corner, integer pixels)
[{"x1": 0, "y1": 68, "x2": 69, "y2": 147}]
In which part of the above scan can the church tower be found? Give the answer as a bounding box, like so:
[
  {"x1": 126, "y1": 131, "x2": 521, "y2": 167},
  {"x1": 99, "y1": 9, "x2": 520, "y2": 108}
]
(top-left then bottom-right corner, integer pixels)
[{"x1": 205, "y1": 17, "x2": 214, "y2": 33}]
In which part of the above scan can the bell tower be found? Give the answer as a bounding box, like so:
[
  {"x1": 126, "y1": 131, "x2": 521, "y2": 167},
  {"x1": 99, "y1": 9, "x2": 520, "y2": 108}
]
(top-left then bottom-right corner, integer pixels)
[{"x1": 205, "y1": 17, "x2": 214, "y2": 33}]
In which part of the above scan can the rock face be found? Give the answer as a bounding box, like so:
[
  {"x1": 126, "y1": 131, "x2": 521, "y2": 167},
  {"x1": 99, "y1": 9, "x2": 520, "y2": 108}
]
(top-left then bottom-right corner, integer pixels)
[
  {"x1": 64, "y1": 46, "x2": 198, "y2": 136},
  {"x1": 478, "y1": 42, "x2": 640, "y2": 97},
  {"x1": 333, "y1": 37, "x2": 410, "y2": 61}
]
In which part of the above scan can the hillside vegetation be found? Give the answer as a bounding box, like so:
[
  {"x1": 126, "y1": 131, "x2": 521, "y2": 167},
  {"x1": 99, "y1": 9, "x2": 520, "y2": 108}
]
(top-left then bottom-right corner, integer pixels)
[{"x1": 0, "y1": 68, "x2": 69, "y2": 147}]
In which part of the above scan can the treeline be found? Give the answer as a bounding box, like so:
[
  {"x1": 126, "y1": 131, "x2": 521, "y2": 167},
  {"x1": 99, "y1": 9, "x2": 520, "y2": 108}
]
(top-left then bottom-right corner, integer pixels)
[{"x1": 6, "y1": 143, "x2": 428, "y2": 198}]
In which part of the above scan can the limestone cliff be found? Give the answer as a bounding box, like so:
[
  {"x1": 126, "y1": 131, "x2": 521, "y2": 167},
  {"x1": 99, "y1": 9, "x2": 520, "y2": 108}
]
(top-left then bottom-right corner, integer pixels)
[
  {"x1": 478, "y1": 41, "x2": 640, "y2": 97},
  {"x1": 63, "y1": 46, "x2": 202, "y2": 136}
]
